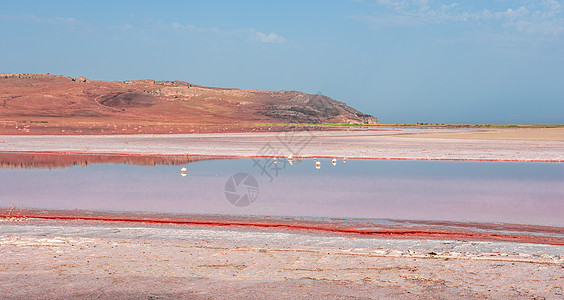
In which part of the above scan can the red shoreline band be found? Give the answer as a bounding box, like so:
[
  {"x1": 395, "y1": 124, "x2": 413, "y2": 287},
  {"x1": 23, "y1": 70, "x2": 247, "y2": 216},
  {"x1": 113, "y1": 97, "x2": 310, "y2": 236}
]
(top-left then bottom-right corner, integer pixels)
[{"x1": 2, "y1": 214, "x2": 562, "y2": 246}]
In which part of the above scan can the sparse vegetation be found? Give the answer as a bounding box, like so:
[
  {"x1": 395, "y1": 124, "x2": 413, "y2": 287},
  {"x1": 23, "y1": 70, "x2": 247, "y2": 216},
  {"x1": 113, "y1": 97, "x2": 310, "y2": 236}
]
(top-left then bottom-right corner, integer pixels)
[
  {"x1": 255, "y1": 123, "x2": 564, "y2": 129},
  {"x1": 1, "y1": 202, "x2": 28, "y2": 222},
  {"x1": 17, "y1": 120, "x2": 48, "y2": 124}
]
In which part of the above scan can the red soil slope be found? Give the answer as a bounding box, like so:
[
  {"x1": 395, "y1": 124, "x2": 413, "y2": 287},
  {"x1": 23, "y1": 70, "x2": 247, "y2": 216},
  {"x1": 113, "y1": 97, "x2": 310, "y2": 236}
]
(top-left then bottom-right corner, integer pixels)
[{"x1": 0, "y1": 73, "x2": 378, "y2": 134}]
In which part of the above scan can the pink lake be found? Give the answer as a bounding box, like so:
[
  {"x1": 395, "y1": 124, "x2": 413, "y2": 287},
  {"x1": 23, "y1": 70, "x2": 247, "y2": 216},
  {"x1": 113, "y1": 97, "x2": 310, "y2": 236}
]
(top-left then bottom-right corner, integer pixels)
[{"x1": 0, "y1": 154, "x2": 562, "y2": 227}]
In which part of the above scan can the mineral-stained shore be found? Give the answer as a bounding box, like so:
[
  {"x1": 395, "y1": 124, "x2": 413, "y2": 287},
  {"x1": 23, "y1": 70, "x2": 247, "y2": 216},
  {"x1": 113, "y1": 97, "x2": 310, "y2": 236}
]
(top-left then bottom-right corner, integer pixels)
[{"x1": 1, "y1": 218, "x2": 563, "y2": 299}]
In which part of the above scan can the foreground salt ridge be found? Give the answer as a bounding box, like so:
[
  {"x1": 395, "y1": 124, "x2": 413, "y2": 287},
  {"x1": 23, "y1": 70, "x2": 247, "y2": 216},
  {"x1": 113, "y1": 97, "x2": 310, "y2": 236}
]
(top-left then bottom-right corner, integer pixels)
[
  {"x1": 1, "y1": 221, "x2": 563, "y2": 299},
  {"x1": 1, "y1": 223, "x2": 563, "y2": 265},
  {"x1": 1, "y1": 128, "x2": 563, "y2": 162}
]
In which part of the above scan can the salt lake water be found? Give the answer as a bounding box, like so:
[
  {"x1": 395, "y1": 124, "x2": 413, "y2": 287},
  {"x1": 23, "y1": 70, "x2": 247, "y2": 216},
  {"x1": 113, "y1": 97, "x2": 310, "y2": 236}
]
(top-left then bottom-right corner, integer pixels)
[{"x1": 1, "y1": 155, "x2": 562, "y2": 226}]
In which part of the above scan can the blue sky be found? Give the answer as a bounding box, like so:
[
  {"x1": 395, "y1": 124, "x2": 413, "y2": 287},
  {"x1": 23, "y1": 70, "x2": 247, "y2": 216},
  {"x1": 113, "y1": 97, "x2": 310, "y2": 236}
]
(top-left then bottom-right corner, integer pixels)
[{"x1": 1, "y1": 0, "x2": 563, "y2": 124}]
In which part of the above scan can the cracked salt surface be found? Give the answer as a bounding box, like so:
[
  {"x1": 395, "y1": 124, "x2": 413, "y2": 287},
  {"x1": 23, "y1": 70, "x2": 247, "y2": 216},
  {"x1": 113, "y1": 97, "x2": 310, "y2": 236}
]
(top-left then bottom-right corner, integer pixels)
[
  {"x1": 2, "y1": 222, "x2": 562, "y2": 264},
  {"x1": 1, "y1": 220, "x2": 563, "y2": 299}
]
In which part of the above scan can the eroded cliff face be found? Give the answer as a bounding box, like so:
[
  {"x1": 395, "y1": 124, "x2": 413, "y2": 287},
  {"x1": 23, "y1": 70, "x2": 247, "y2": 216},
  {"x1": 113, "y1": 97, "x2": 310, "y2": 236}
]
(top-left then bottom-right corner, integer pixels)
[{"x1": 258, "y1": 91, "x2": 378, "y2": 124}]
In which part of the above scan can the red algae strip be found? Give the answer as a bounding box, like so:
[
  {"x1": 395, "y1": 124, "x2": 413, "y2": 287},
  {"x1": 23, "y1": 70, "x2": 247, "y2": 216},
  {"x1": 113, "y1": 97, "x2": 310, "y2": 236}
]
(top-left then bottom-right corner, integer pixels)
[
  {"x1": 2, "y1": 210, "x2": 563, "y2": 246},
  {"x1": 391, "y1": 219, "x2": 564, "y2": 235}
]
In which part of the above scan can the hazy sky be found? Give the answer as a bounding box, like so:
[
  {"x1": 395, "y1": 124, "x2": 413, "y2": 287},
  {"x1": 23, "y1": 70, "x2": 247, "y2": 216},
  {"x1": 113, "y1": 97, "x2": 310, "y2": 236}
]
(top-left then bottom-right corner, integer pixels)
[{"x1": 1, "y1": 0, "x2": 563, "y2": 124}]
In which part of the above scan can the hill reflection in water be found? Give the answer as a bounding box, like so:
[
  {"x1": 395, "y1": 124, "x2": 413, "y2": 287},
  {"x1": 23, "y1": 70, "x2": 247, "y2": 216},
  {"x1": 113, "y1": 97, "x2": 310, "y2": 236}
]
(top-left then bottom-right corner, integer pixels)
[{"x1": 0, "y1": 152, "x2": 221, "y2": 169}]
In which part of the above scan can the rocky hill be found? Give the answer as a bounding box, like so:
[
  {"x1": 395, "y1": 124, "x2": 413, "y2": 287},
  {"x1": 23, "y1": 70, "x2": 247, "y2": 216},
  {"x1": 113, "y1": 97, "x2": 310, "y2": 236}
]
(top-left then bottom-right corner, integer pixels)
[{"x1": 0, "y1": 73, "x2": 377, "y2": 134}]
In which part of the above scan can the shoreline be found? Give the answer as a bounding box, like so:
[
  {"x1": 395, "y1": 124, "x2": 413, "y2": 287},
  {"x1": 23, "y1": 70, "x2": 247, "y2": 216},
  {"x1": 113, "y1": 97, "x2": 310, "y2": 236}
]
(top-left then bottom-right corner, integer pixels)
[
  {"x1": 1, "y1": 128, "x2": 563, "y2": 162},
  {"x1": 1, "y1": 150, "x2": 563, "y2": 163},
  {"x1": 2, "y1": 209, "x2": 563, "y2": 246}
]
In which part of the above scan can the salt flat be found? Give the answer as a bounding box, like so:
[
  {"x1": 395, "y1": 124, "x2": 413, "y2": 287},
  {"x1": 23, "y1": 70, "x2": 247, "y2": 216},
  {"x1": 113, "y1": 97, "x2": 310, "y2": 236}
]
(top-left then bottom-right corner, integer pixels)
[
  {"x1": 1, "y1": 128, "x2": 563, "y2": 162},
  {"x1": 1, "y1": 220, "x2": 563, "y2": 299}
]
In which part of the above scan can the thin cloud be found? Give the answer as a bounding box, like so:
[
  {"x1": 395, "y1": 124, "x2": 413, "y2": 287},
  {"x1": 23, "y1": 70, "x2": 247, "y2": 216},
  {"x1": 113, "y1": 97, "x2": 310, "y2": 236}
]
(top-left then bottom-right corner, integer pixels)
[
  {"x1": 170, "y1": 22, "x2": 220, "y2": 34},
  {"x1": 0, "y1": 14, "x2": 79, "y2": 25},
  {"x1": 1, "y1": 13, "x2": 290, "y2": 46},
  {"x1": 351, "y1": 0, "x2": 564, "y2": 37},
  {"x1": 250, "y1": 29, "x2": 287, "y2": 44},
  {"x1": 109, "y1": 23, "x2": 132, "y2": 31},
  {"x1": 163, "y1": 21, "x2": 287, "y2": 44},
  {"x1": 0, "y1": 13, "x2": 95, "y2": 36}
]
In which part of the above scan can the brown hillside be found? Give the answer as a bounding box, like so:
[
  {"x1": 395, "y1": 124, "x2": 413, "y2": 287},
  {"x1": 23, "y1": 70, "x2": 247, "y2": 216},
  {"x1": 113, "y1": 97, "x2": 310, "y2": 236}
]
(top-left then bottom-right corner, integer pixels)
[{"x1": 0, "y1": 73, "x2": 377, "y2": 134}]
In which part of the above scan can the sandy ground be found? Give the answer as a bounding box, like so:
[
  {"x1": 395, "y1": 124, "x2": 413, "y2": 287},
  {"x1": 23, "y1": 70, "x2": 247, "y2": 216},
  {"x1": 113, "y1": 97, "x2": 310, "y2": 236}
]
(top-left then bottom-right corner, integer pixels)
[
  {"x1": 0, "y1": 128, "x2": 563, "y2": 162},
  {"x1": 1, "y1": 220, "x2": 563, "y2": 299}
]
